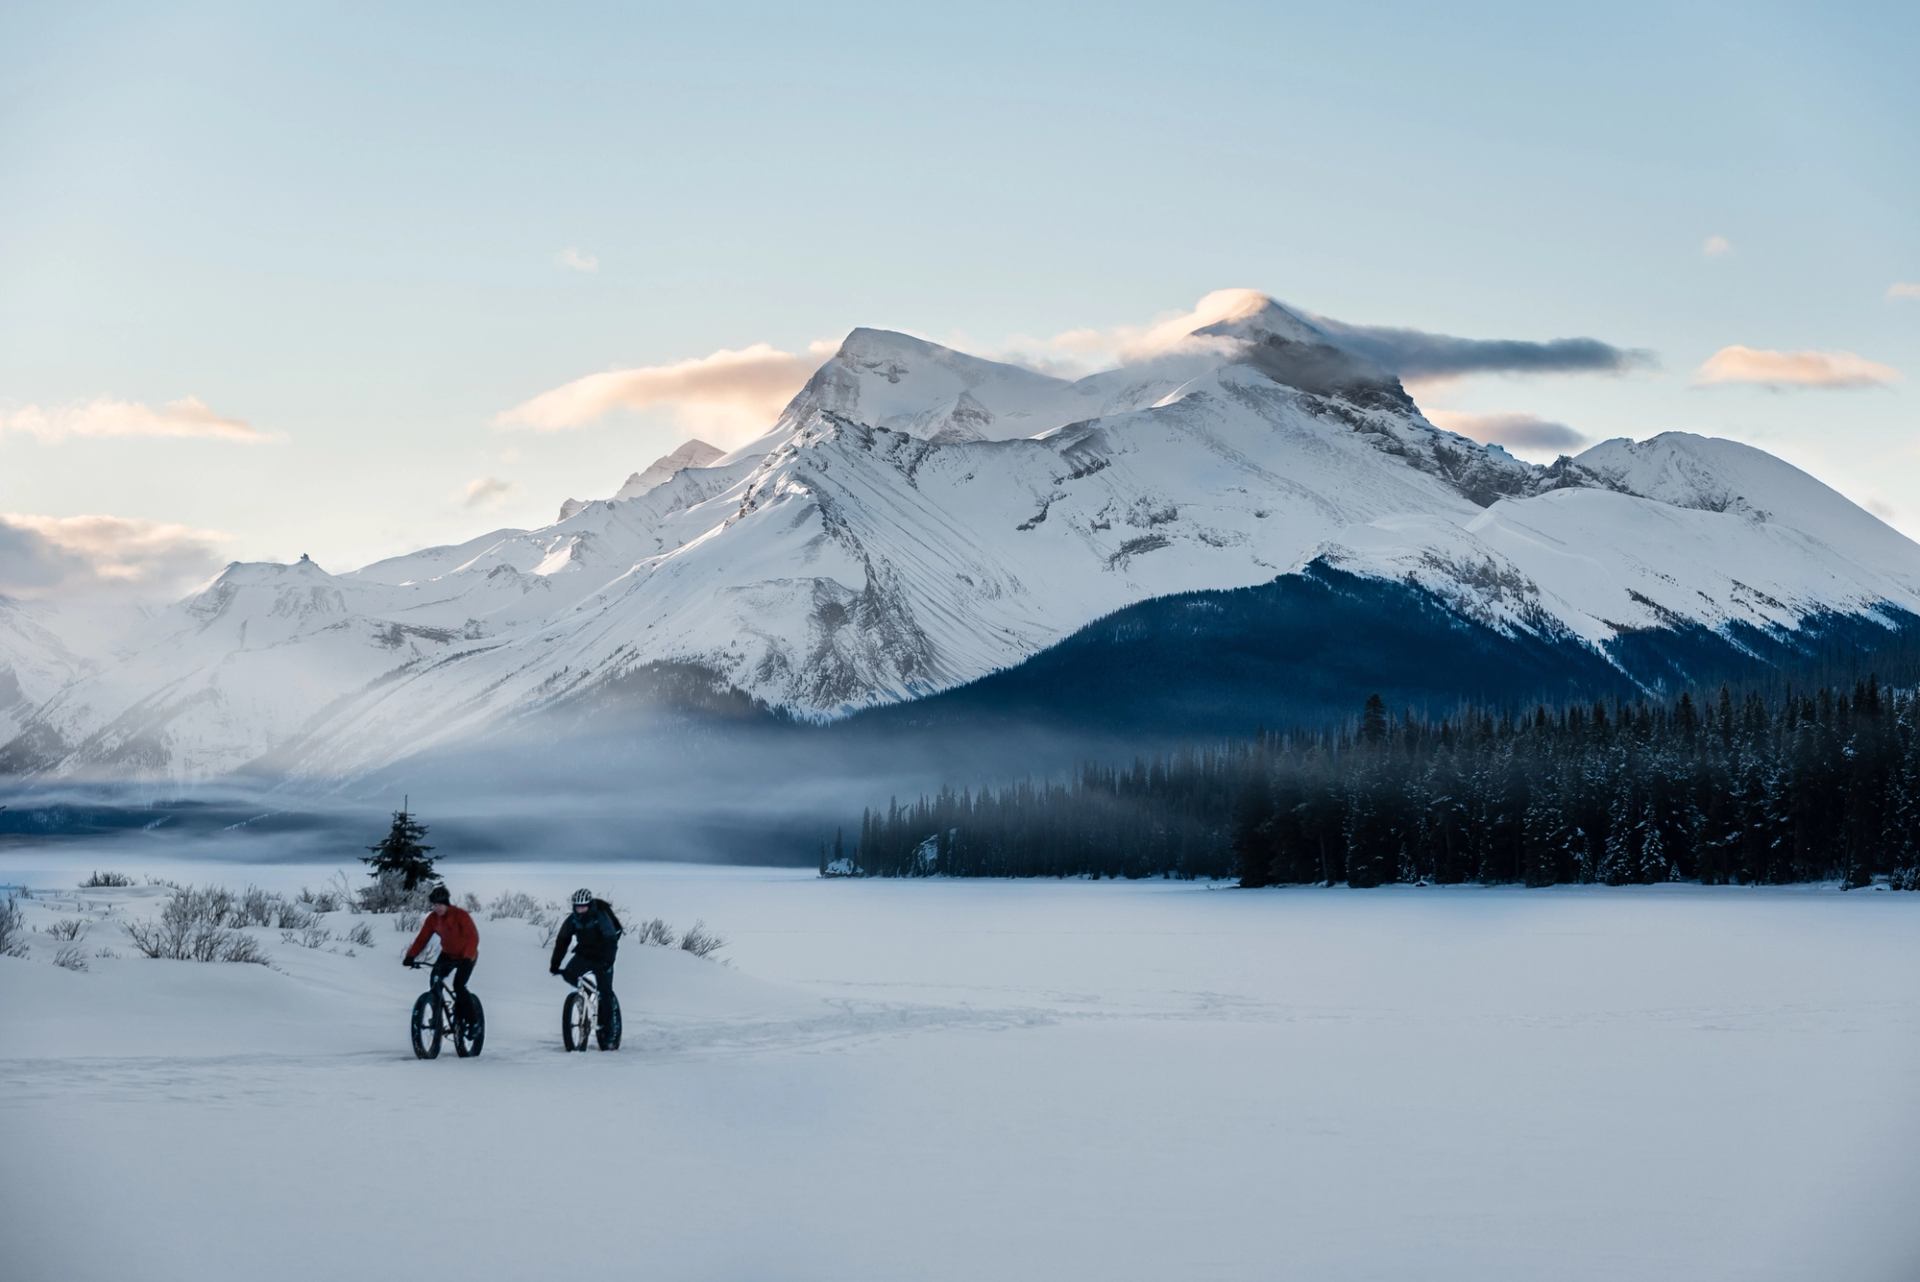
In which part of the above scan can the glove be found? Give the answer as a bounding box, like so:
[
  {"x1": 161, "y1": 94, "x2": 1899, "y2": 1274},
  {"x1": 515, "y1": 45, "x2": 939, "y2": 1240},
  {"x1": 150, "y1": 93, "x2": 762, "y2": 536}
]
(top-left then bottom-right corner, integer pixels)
[
  {"x1": 403, "y1": 957, "x2": 417, "y2": 969},
  {"x1": 549, "y1": 966, "x2": 560, "y2": 975}
]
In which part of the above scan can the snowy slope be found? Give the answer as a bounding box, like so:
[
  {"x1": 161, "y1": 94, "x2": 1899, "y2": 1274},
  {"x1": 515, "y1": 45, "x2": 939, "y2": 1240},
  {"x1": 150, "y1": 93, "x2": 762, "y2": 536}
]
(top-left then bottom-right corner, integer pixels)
[
  {"x1": 1314, "y1": 434, "x2": 1920, "y2": 648},
  {"x1": 8, "y1": 292, "x2": 1920, "y2": 780},
  {"x1": 0, "y1": 597, "x2": 99, "y2": 745},
  {"x1": 1568, "y1": 433, "x2": 1920, "y2": 579}
]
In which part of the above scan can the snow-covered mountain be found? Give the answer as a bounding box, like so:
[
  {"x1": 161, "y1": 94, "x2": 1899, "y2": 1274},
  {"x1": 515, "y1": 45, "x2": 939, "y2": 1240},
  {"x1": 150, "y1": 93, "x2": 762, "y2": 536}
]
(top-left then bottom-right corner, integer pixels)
[{"x1": 8, "y1": 291, "x2": 1920, "y2": 782}]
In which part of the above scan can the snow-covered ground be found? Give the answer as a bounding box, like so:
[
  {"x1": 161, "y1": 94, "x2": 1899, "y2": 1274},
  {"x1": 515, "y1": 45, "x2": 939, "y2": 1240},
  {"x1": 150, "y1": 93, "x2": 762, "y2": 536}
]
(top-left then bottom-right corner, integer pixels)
[{"x1": 2, "y1": 854, "x2": 1916, "y2": 1281}]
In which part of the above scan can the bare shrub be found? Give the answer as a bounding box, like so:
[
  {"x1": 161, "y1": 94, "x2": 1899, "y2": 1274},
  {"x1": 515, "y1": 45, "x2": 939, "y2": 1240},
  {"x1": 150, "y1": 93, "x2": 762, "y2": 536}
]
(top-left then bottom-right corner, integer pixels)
[
  {"x1": 236, "y1": 885, "x2": 280, "y2": 927},
  {"x1": 633, "y1": 917, "x2": 676, "y2": 947},
  {"x1": 80, "y1": 870, "x2": 134, "y2": 888},
  {"x1": 46, "y1": 918, "x2": 88, "y2": 942},
  {"x1": 329, "y1": 870, "x2": 360, "y2": 915},
  {"x1": 394, "y1": 910, "x2": 424, "y2": 933},
  {"x1": 0, "y1": 897, "x2": 27, "y2": 958},
  {"x1": 223, "y1": 934, "x2": 268, "y2": 965},
  {"x1": 122, "y1": 885, "x2": 268, "y2": 964},
  {"x1": 53, "y1": 945, "x2": 88, "y2": 972},
  {"x1": 487, "y1": 891, "x2": 540, "y2": 920},
  {"x1": 280, "y1": 924, "x2": 331, "y2": 949},
  {"x1": 678, "y1": 920, "x2": 726, "y2": 959},
  {"x1": 345, "y1": 922, "x2": 375, "y2": 948},
  {"x1": 274, "y1": 901, "x2": 318, "y2": 930},
  {"x1": 358, "y1": 871, "x2": 432, "y2": 914},
  {"x1": 94, "y1": 947, "x2": 119, "y2": 960},
  {"x1": 297, "y1": 884, "x2": 344, "y2": 913},
  {"x1": 462, "y1": 892, "x2": 483, "y2": 912}
]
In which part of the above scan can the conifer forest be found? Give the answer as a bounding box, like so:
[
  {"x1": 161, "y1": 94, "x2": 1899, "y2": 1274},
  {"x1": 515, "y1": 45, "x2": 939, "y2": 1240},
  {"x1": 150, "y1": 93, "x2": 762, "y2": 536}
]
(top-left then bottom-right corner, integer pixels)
[{"x1": 849, "y1": 672, "x2": 1920, "y2": 890}]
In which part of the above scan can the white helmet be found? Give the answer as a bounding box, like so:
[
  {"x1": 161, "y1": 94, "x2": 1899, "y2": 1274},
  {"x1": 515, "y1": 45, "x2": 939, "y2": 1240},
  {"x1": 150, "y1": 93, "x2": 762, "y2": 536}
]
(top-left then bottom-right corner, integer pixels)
[{"x1": 571, "y1": 888, "x2": 593, "y2": 907}]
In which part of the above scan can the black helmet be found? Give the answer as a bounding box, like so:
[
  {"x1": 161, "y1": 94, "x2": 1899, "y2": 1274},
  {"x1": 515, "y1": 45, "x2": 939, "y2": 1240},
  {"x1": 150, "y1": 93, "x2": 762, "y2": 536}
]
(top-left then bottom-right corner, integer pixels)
[{"x1": 427, "y1": 885, "x2": 451, "y2": 905}]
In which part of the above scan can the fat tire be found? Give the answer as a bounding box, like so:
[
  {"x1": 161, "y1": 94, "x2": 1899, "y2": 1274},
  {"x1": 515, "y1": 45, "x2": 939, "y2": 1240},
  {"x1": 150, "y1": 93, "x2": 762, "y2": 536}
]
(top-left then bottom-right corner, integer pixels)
[
  {"x1": 604, "y1": 993, "x2": 622, "y2": 1050},
  {"x1": 563, "y1": 991, "x2": 589, "y2": 1052},
  {"x1": 454, "y1": 992, "x2": 485, "y2": 1058},
  {"x1": 410, "y1": 991, "x2": 441, "y2": 1060}
]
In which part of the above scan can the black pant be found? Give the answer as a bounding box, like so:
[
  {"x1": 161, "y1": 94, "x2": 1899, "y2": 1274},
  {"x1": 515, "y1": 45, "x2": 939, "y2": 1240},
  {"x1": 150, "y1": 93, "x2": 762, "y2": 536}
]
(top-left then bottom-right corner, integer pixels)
[
  {"x1": 560, "y1": 956, "x2": 616, "y2": 1044},
  {"x1": 432, "y1": 954, "x2": 476, "y2": 1026}
]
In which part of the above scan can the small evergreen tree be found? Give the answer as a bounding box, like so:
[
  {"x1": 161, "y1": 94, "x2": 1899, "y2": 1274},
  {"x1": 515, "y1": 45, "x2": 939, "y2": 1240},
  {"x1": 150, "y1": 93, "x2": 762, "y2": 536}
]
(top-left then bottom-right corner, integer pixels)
[
  {"x1": 1360, "y1": 693, "x2": 1389, "y2": 746},
  {"x1": 364, "y1": 800, "x2": 436, "y2": 889},
  {"x1": 1637, "y1": 799, "x2": 1669, "y2": 882}
]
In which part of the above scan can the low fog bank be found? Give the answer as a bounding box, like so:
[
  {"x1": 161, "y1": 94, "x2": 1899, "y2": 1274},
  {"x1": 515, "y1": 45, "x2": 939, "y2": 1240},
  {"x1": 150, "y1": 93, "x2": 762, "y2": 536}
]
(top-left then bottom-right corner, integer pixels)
[{"x1": 0, "y1": 715, "x2": 1131, "y2": 866}]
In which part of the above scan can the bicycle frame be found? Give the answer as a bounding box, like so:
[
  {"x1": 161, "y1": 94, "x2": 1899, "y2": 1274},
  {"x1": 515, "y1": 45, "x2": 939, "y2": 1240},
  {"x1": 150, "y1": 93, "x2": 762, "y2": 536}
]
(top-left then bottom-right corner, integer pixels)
[
  {"x1": 562, "y1": 970, "x2": 618, "y2": 1051},
  {"x1": 408, "y1": 948, "x2": 483, "y2": 1059}
]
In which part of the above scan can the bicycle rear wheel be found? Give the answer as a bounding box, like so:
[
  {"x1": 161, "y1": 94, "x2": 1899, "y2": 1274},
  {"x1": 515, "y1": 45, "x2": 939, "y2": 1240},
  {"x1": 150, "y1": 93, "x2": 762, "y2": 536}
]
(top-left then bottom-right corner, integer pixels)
[
  {"x1": 604, "y1": 993, "x2": 622, "y2": 1050},
  {"x1": 563, "y1": 991, "x2": 590, "y2": 1052},
  {"x1": 410, "y1": 992, "x2": 442, "y2": 1059},
  {"x1": 454, "y1": 992, "x2": 485, "y2": 1058}
]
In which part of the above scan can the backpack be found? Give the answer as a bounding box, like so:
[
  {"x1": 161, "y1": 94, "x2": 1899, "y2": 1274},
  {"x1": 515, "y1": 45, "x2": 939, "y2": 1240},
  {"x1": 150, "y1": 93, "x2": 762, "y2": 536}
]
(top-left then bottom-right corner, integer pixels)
[{"x1": 593, "y1": 898, "x2": 624, "y2": 937}]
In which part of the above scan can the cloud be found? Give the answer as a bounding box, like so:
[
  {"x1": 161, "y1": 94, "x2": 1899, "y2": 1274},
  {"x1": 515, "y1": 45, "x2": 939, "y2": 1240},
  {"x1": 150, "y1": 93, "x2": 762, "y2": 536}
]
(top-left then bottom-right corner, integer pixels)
[
  {"x1": 506, "y1": 290, "x2": 1645, "y2": 444},
  {"x1": 497, "y1": 341, "x2": 836, "y2": 441},
  {"x1": 556, "y1": 247, "x2": 599, "y2": 273},
  {"x1": 998, "y1": 289, "x2": 1280, "y2": 372},
  {"x1": 462, "y1": 476, "x2": 515, "y2": 509},
  {"x1": 0, "y1": 396, "x2": 268, "y2": 443},
  {"x1": 1703, "y1": 234, "x2": 1734, "y2": 257},
  {"x1": 0, "y1": 513, "x2": 229, "y2": 598},
  {"x1": 1694, "y1": 346, "x2": 1902, "y2": 390},
  {"x1": 1424, "y1": 410, "x2": 1588, "y2": 454},
  {"x1": 997, "y1": 289, "x2": 1651, "y2": 386},
  {"x1": 1888, "y1": 282, "x2": 1920, "y2": 301},
  {"x1": 1310, "y1": 320, "x2": 1652, "y2": 381}
]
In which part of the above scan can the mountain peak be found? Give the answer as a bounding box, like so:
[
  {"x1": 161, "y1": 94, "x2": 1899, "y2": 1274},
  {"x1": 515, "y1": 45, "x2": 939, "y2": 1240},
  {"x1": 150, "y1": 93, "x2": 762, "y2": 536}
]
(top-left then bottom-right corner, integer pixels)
[
  {"x1": 1184, "y1": 289, "x2": 1327, "y2": 347},
  {"x1": 614, "y1": 439, "x2": 725, "y2": 502},
  {"x1": 834, "y1": 327, "x2": 953, "y2": 362},
  {"x1": 558, "y1": 440, "x2": 728, "y2": 519}
]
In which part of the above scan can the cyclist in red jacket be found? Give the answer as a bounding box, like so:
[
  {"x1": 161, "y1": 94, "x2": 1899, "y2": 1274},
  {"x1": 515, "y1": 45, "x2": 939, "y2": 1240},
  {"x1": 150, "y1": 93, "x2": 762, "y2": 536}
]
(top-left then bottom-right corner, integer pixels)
[{"x1": 403, "y1": 885, "x2": 479, "y2": 1029}]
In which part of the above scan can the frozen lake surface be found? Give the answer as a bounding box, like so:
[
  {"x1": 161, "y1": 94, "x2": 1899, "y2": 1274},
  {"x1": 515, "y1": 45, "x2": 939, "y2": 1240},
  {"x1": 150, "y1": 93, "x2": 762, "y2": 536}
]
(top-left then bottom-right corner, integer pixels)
[{"x1": 3, "y1": 853, "x2": 1917, "y2": 1281}]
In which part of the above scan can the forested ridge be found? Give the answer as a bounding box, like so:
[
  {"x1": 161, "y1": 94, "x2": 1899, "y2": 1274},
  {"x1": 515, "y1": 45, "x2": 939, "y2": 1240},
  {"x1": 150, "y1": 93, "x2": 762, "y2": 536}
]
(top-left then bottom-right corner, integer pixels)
[{"x1": 845, "y1": 671, "x2": 1920, "y2": 889}]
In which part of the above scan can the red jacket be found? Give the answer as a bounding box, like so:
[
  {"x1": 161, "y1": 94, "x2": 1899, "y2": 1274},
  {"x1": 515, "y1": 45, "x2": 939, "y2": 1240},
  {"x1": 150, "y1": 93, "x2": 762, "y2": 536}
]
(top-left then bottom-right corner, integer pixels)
[{"x1": 405, "y1": 905, "x2": 479, "y2": 962}]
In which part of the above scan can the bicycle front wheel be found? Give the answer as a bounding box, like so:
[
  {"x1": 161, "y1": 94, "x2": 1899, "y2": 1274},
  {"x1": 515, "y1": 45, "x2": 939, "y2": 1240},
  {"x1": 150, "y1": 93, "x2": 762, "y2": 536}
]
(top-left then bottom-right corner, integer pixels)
[
  {"x1": 563, "y1": 991, "x2": 590, "y2": 1052},
  {"x1": 410, "y1": 992, "x2": 442, "y2": 1060}
]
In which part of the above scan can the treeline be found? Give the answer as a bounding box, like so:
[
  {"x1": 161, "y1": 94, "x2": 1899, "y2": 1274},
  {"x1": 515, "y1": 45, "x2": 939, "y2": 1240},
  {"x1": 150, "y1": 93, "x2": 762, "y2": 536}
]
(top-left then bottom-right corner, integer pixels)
[{"x1": 848, "y1": 678, "x2": 1920, "y2": 888}]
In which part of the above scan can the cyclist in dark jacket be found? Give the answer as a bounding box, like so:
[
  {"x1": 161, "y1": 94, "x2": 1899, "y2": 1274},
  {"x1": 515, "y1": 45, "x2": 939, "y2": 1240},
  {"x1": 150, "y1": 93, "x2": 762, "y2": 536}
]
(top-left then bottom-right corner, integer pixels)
[{"x1": 550, "y1": 888, "x2": 622, "y2": 1048}]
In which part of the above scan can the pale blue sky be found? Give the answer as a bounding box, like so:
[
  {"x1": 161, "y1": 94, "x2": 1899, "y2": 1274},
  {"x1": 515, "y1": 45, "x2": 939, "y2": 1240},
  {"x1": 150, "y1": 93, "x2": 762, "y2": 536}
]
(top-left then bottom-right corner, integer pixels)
[{"x1": 1, "y1": 1, "x2": 1914, "y2": 586}]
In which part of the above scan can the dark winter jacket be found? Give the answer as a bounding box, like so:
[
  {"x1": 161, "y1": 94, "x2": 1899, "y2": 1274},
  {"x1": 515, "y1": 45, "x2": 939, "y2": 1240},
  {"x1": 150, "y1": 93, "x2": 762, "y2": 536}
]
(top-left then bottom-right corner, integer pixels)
[{"x1": 550, "y1": 899, "x2": 622, "y2": 970}]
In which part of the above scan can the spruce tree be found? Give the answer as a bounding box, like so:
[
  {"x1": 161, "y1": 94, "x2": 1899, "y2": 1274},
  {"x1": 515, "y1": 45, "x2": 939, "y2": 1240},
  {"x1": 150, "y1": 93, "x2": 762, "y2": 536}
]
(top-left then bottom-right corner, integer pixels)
[
  {"x1": 1637, "y1": 799, "x2": 1669, "y2": 882},
  {"x1": 1360, "y1": 693, "x2": 1389, "y2": 746},
  {"x1": 1230, "y1": 776, "x2": 1277, "y2": 888},
  {"x1": 364, "y1": 801, "x2": 436, "y2": 889}
]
